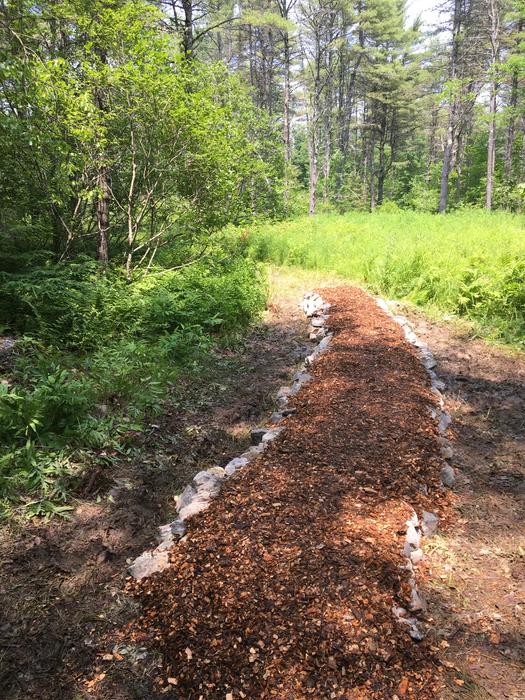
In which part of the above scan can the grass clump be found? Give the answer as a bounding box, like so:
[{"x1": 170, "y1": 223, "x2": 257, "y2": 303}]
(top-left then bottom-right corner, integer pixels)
[{"x1": 249, "y1": 209, "x2": 525, "y2": 346}]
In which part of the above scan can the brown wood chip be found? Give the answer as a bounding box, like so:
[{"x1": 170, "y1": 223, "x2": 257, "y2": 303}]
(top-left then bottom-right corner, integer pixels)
[{"x1": 127, "y1": 287, "x2": 451, "y2": 699}]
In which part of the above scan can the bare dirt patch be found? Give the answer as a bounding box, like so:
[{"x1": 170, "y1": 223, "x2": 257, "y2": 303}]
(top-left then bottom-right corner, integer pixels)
[
  {"x1": 406, "y1": 310, "x2": 525, "y2": 700},
  {"x1": 0, "y1": 288, "x2": 311, "y2": 700}
]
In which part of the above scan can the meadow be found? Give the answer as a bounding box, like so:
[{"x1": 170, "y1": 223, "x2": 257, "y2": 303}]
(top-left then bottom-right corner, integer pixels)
[{"x1": 250, "y1": 209, "x2": 525, "y2": 347}]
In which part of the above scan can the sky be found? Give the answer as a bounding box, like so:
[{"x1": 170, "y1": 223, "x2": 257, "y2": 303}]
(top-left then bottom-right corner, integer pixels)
[{"x1": 405, "y1": 0, "x2": 444, "y2": 29}]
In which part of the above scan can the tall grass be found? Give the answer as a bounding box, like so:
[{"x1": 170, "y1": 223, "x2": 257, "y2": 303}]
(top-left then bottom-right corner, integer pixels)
[{"x1": 250, "y1": 209, "x2": 525, "y2": 346}]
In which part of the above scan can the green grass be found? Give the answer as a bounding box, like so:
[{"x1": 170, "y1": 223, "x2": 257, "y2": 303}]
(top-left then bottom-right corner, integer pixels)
[{"x1": 249, "y1": 209, "x2": 525, "y2": 347}]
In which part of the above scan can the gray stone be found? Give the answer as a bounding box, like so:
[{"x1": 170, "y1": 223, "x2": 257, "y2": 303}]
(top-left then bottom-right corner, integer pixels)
[
  {"x1": 128, "y1": 550, "x2": 170, "y2": 580},
  {"x1": 241, "y1": 444, "x2": 266, "y2": 462},
  {"x1": 293, "y1": 370, "x2": 313, "y2": 383},
  {"x1": 250, "y1": 428, "x2": 267, "y2": 445},
  {"x1": 421, "y1": 511, "x2": 438, "y2": 537},
  {"x1": 311, "y1": 316, "x2": 328, "y2": 328},
  {"x1": 439, "y1": 411, "x2": 452, "y2": 433},
  {"x1": 262, "y1": 427, "x2": 282, "y2": 443},
  {"x1": 410, "y1": 548, "x2": 424, "y2": 564},
  {"x1": 406, "y1": 619, "x2": 425, "y2": 641},
  {"x1": 440, "y1": 445, "x2": 454, "y2": 460},
  {"x1": 409, "y1": 588, "x2": 427, "y2": 612},
  {"x1": 169, "y1": 518, "x2": 187, "y2": 537},
  {"x1": 441, "y1": 464, "x2": 456, "y2": 487},
  {"x1": 309, "y1": 328, "x2": 325, "y2": 341},
  {"x1": 318, "y1": 335, "x2": 332, "y2": 351},
  {"x1": 176, "y1": 484, "x2": 196, "y2": 511},
  {"x1": 225, "y1": 456, "x2": 249, "y2": 476},
  {"x1": 422, "y1": 354, "x2": 437, "y2": 370},
  {"x1": 178, "y1": 498, "x2": 210, "y2": 521}
]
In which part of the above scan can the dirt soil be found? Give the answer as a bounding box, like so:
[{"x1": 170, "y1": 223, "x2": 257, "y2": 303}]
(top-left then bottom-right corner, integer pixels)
[
  {"x1": 0, "y1": 287, "x2": 311, "y2": 700},
  {"x1": 115, "y1": 287, "x2": 453, "y2": 699},
  {"x1": 1, "y1": 280, "x2": 524, "y2": 700},
  {"x1": 406, "y1": 310, "x2": 525, "y2": 700}
]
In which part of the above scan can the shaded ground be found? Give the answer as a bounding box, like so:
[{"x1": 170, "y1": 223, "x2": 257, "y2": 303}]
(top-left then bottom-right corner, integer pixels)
[
  {"x1": 0, "y1": 278, "x2": 312, "y2": 700},
  {"x1": 405, "y1": 310, "x2": 525, "y2": 700},
  {"x1": 116, "y1": 287, "x2": 451, "y2": 699}
]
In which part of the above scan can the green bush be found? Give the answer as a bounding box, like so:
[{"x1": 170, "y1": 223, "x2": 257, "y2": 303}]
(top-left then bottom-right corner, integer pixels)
[{"x1": 0, "y1": 239, "x2": 266, "y2": 518}]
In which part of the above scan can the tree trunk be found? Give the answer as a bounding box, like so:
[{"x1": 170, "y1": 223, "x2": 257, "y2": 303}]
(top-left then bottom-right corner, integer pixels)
[
  {"x1": 282, "y1": 30, "x2": 291, "y2": 204},
  {"x1": 368, "y1": 124, "x2": 376, "y2": 211},
  {"x1": 96, "y1": 165, "x2": 110, "y2": 265},
  {"x1": 486, "y1": 0, "x2": 500, "y2": 210},
  {"x1": 439, "y1": 0, "x2": 462, "y2": 213},
  {"x1": 181, "y1": 0, "x2": 193, "y2": 57},
  {"x1": 323, "y1": 115, "x2": 331, "y2": 203},
  {"x1": 308, "y1": 123, "x2": 318, "y2": 215},
  {"x1": 486, "y1": 80, "x2": 497, "y2": 209},
  {"x1": 94, "y1": 49, "x2": 109, "y2": 266},
  {"x1": 504, "y1": 59, "x2": 520, "y2": 179},
  {"x1": 377, "y1": 109, "x2": 387, "y2": 205}
]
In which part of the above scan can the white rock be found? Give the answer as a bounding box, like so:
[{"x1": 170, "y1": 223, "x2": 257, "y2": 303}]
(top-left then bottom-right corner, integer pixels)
[
  {"x1": 176, "y1": 484, "x2": 197, "y2": 511},
  {"x1": 193, "y1": 468, "x2": 224, "y2": 488},
  {"x1": 441, "y1": 464, "x2": 455, "y2": 487},
  {"x1": 128, "y1": 550, "x2": 170, "y2": 580},
  {"x1": 262, "y1": 427, "x2": 283, "y2": 443},
  {"x1": 406, "y1": 521, "x2": 421, "y2": 548},
  {"x1": 410, "y1": 548, "x2": 424, "y2": 564},
  {"x1": 178, "y1": 498, "x2": 210, "y2": 521},
  {"x1": 409, "y1": 588, "x2": 427, "y2": 612},
  {"x1": 421, "y1": 511, "x2": 438, "y2": 537},
  {"x1": 225, "y1": 457, "x2": 249, "y2": 476}
]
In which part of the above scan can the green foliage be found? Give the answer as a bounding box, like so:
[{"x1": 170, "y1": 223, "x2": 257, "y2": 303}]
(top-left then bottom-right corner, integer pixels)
[
  {"x1": 0, "y1": 0, "x2": 283, "y2": 269},
  {"x1": 250, "y1": 210, "x2": 525, "y2": 345},
  {"x1": 0, "y1": 235, "x2": 266, "y2": 518}
]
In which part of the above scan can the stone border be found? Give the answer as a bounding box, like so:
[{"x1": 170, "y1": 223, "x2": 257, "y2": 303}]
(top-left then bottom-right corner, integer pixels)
[
  {"x1": 129, "y1": 290, "x2": 453, "y2": 647},
  {"x1": 376, "y1": 297, "x2": 453, "y2": 641},
  {"x1": 128, "y1": 291, "x2": 332, "y2": 580}
]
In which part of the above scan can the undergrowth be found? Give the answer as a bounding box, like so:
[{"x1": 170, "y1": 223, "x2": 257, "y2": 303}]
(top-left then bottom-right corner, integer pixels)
[
  {"x1": 249, "y1": 209, "x2": 525, "y2": 347},
  {"x1": 0, "y1": 235, "x2": 266, "y2": 519}
]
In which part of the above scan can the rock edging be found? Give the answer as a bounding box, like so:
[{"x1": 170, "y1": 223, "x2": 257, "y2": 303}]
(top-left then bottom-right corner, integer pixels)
[
  {"x1": 376, "y1": 297, "x2": 453, "y2": 641},
  {"x1": 128, "y1": 291, "x2": 332, "y2": 580}
]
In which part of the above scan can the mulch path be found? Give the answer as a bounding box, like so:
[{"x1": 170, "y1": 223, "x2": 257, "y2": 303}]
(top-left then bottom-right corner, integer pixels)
[{"x1": 126, "y1": 287, "x2": 451, "y2": 699}]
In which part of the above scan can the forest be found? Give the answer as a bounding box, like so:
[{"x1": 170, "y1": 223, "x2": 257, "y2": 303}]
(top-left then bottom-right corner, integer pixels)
[
  {"x1": 1, "y1": 2, "x2": 525, "y2": 699},
  {"x1": 0, "y1": 0, "x2": 524, "y2": 516}
]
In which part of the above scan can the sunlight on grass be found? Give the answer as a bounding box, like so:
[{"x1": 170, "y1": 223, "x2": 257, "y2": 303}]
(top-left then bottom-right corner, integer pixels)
[{"x1": 250, "y1": 210, "x2": 525, "y2": 347}]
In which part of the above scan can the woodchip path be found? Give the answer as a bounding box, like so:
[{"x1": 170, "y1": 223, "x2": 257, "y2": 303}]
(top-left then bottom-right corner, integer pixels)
[{"x1": 127, "y1": 287, "x2": 451, "y2": 699}]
